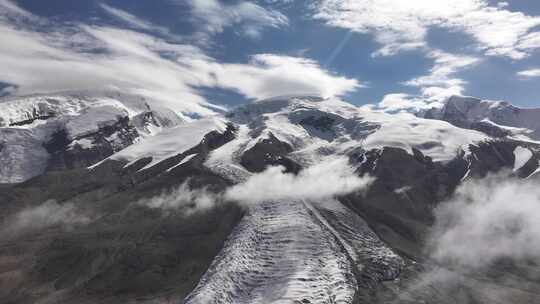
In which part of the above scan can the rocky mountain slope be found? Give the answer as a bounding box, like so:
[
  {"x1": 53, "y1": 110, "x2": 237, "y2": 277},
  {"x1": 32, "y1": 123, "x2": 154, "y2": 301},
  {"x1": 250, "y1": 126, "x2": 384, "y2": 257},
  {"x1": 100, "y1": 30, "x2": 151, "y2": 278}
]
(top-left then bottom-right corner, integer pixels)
[{"x1": 0, "y1": 93, "x2": 539, "y2": 303}]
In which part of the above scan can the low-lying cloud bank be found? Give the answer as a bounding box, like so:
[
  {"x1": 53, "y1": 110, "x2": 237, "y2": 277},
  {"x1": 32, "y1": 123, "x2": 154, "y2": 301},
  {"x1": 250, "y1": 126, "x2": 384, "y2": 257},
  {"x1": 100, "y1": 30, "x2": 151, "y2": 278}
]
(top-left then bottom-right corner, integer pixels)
[
  {"x1": 136, "y1": 182, "x2": 219, "y2": 216},
  {"x1": 137, "y1": 157, "x2": 372, "y2": 213},
  {"x1": 1, "y1": 200, "x2": 90, "y2": 238},
  {"x1": 428, "y1": 174, "x2": 540, "y2": 269},
  {"x1": 225, "y1": 157, "x2": 373, "y2": 204},
  {"x1": 395, "y1": 174, "x2": 540, "y2": 302}
]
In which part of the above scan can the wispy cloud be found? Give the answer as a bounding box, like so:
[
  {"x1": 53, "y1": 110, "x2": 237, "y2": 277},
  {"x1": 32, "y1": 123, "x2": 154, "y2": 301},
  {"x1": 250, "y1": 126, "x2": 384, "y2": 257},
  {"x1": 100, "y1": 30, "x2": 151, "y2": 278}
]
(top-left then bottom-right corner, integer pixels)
[
  {"x1": 428, "y1": 174, "x2": 540, "y2": 269},
  {"x1": 0, "y1": 0, "x2": 33, "y2": 19},
  {"x1": 100, "y1": 3, "x2": 158, "y2": 31},
  {"x1": 392, "y1": 173, "x2": 540, "y2": 302},
  {"x1": 517, "y1": 68, "x2": 540, "y2": 78},
  {"x1": 313, "y1": 1, "x2": 540, "y2": 110},
  {"x1": 99, "y1": 2, "x2": 179, "y2": 39},
  {"x1": 377, "y1": 93, "x2": 435, "y2": 112},
  {"x1": 314, "y1": 0, "x2": 540, "y2": 60},
  {"x1": 185, "y1": 0, "x2": 289, "y2": 39},
  {"x1": 136, "y1": 182, "x2": 219, "y2": 216},
  {"x1": 206, "y1": 54, "x2": 361, "y2": 99},
  {"x1": 1, "y1": 200, "x2": 91, "y2": 238},
  {"x1": 377, "y1": 50, "x2": 479, "y2": 111},
  {"x1": 404, "y1": 50, "x2": 480, "y2": 101}
]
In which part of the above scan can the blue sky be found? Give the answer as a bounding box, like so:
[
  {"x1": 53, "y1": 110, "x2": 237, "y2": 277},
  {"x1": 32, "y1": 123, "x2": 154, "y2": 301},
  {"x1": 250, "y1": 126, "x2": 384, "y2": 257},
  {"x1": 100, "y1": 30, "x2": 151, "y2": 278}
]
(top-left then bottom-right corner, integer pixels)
[{"x1": 1, "y1": 0, "x2": 540, "y2": 114}]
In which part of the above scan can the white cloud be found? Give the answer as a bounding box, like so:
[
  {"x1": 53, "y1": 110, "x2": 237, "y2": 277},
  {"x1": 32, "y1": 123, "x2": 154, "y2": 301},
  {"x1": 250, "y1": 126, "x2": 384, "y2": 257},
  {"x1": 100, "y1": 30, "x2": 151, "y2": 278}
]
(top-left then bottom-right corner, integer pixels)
[
  {"x1": 137, "y1": 182, "x2": 218, "y2": 216},
  {"x1": 225, "y1": 157, "x2": 373, "y2": 204},
  {"x1": 404, "y1": 50, "x2": 480, "y2": 101},
  {"x1": 377, "y1": 50, "x2": 479, "y2": 112},
  {"x1": 497, "y1": 2, "x2": 509, "y2": 9},
  {"x1": 186, "y1": 0, "x2": 288, "y2": 39},
  {"x1": 428, "y1": 175, "x2": 540, "y2": 269},
  {"x1": 202, "y1": 54, "x2": 361, "y2": 99},
  {"x1": 99, "y1": 3, "x2": 178, "y2": 39},
  {"x1": 137, "y1": 158, "x2": 372, "y2": 212},
  {"x1": 314, "y1": 0, "x2": 540, "y2": 59},
  {"x1": 1, "y1": 200, "x2": 90, "y2": 237},
  {"x1": 517, "y1": 31, "x2": 540, "y2": 51},
  {"x1": 100, "y1": 3, "x2": 156, "y2": 31},
  {"x1": 394, "y1": 174, "x2": 540, "y2": 302},
  {"x1": 0, "y1": 21, "x2": 217, "y2": 115},
  {"x1": 378, "y1": 93, "x2": 435, "y2": 112},
  {"x1": 0, "y1": 2, "x2": 358, "y2": 116},
  {"x1": 0, "y1": 0, "x2": 33, "y2": 18},
  {"x1": 517, "y1": 68, "x2": 540, "y2": 78}
]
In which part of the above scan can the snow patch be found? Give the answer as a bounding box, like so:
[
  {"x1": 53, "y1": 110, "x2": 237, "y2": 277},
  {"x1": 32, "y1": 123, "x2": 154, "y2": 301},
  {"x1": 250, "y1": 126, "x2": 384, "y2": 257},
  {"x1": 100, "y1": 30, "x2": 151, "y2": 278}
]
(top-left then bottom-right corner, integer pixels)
[
  {"x1": 68, "y1": 138, "x2": 94, "y2": 150},
  {"x1": 513, "y1": 146, "x2": 533, "y2": 171},
  {"x1": 65, "y1": 105, "x2": 128, "y2": 138},
  {"x1": 166, "y1": 153, "x2": 197, "y2": 172},
  {"x1": 0, "y1": 128, "x2": 51, "y2": 183},
  {"x1": 97, "y1": 117, "x2": 226, "y2": 170}
]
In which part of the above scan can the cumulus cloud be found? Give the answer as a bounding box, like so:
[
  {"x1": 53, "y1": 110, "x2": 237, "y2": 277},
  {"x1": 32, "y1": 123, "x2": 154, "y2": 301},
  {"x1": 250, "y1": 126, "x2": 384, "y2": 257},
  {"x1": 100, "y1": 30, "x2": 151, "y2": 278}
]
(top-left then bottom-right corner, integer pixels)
[
  {"x1": 225, "y1": 157, "x2": 373, "y2": 204},
  {"x1": 314, "y1": 0, "x2": 540, "y2": 59},
  {"x1": 1, "y1": 200, "x2": 90, "y2": 237},
  {"x1": 186, "y1": 0, "x2": 288, "y2": 39},
  {"x1": 0, "y1": 1, "x2": 358, "y2": 116},
  {"x1": 137, "y1": 182, "x2": 219, "y2": 216},
  {"x1": 517, "y1": 68, "x2": 540, "y2": 78},
  {"x1": 428, "y1": 175, "x2": 540, "y2": 269}
]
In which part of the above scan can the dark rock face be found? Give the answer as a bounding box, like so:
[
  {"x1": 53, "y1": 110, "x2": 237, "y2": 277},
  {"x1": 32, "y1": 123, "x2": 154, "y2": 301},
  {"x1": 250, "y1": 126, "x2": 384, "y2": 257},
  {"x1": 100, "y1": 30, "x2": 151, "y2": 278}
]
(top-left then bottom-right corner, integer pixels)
[
  {"x1": 343, "y1": 147, "x2": 467, "y2": 258},
  {"x1": 299, "y1": 115, "x2": 335, "y2": 132},
  {"x1": 424, "y1": 98, "x2": 512, "y2": 138},
  {"x1": 240, "y1": 132, "x2": 301, "y2": 174},
  {"x1": 44, "y1": 116, "x2": 140, "y2": 171},
  {"x1": 467, "y1": 140, "x2": 516, "y2": 177},
  {"x1": 343, "y1": 139, "x2": 540, "y2": 261},
  {"x1": 467, "y1": 140, "x2": 540, "y2": 178}
]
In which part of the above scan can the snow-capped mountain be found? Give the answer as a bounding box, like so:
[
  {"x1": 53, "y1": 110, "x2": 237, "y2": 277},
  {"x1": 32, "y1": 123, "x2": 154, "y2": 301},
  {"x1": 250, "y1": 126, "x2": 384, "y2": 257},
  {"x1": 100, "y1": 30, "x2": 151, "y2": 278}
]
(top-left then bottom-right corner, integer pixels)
[
  {"x1": 424, "y1": 95, "x2": 540, "y2": 141},
  {"x1": 0, "y1": 91, "x2": 185, "y2": 183},
  {"x1": 1, "y1": 93, "x2": 539, "y2": 304}
]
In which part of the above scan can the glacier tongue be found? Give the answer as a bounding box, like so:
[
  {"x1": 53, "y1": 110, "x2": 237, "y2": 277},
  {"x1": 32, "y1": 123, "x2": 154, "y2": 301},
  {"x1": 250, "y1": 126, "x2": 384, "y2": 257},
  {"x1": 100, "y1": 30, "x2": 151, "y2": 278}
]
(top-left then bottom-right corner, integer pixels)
[{"x1": 184, "y1": 199, "x2": 403, "y2": 304}]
